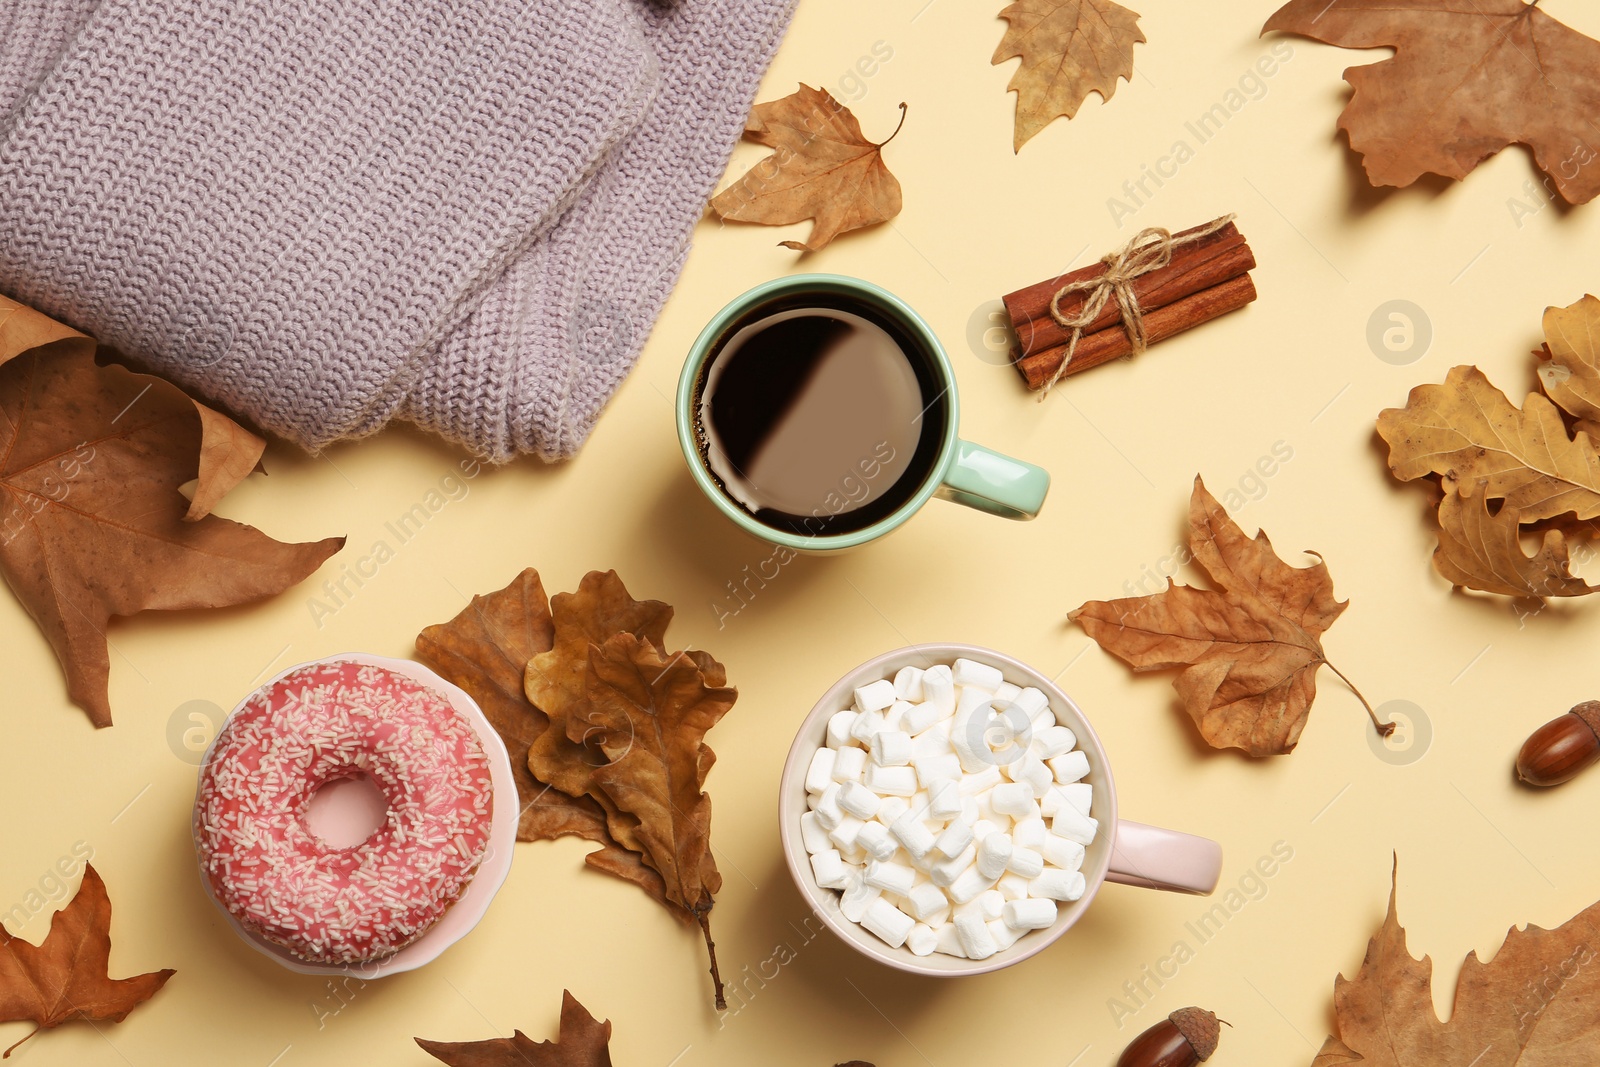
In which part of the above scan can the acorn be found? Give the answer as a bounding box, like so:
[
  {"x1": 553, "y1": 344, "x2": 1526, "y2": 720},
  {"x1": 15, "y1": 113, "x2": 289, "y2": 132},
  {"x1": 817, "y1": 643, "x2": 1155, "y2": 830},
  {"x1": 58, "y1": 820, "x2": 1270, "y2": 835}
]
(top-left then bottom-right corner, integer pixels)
[
  {"x1": 1516, "y1": 701, "x2": 1600, "y2": 787},
  {"x1": 1116, "y1": 1006, "x2": 1223, "y2": 1067}
]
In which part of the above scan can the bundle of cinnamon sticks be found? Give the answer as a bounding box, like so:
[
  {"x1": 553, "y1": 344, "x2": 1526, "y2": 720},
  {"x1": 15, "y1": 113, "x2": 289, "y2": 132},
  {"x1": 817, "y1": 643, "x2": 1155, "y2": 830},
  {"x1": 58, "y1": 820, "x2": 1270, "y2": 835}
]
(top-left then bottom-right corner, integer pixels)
[{"x1": 1003, "y1": 218, "x2": 1257, "y2": 391}]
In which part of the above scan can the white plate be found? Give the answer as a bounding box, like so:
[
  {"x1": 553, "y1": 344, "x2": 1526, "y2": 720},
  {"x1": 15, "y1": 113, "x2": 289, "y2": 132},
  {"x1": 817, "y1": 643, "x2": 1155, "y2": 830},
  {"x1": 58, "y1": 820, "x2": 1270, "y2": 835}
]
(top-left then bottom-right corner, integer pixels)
[{"x1": 192, "y1": 652, "x2": 518, "y2": 978}]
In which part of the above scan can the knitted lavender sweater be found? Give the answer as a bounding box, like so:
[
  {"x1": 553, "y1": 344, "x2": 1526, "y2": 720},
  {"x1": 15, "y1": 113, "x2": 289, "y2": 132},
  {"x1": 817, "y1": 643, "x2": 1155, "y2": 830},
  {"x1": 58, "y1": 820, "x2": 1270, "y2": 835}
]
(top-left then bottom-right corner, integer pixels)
[{"x1": 0, "y1": 0, "x2": 794, "y2": 460}]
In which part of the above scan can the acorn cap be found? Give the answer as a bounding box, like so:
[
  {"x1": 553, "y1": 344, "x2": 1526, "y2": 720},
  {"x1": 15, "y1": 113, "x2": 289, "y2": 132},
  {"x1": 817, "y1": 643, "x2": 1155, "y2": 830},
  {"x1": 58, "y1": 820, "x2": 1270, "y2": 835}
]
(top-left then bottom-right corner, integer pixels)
[
  {"x1": 1169, "y1": 1007, "x2": 1221, "y2": 1061},
  {"x1": 1571, "y1": 701, "x2": 1600, "y2": 740}
]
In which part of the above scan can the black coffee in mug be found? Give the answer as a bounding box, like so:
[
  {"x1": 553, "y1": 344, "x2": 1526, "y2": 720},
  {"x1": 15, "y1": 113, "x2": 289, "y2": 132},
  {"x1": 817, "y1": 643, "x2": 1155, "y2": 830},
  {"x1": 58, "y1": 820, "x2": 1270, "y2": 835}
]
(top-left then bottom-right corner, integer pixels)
[{"x1": 693, "y1": 293, "x2": 948, "y2": 536}]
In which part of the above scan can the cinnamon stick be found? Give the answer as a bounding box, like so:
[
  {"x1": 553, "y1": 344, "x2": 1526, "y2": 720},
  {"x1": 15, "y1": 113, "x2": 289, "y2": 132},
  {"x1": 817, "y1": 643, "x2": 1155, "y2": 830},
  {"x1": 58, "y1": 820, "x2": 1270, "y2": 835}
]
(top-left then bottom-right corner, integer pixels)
[
  {"x1": 1003, "y1": 221, "x2": 1253, "y2": 359},
  {"x1": 1014, "y1": 273, "x2": 1257, "y2": 390}
]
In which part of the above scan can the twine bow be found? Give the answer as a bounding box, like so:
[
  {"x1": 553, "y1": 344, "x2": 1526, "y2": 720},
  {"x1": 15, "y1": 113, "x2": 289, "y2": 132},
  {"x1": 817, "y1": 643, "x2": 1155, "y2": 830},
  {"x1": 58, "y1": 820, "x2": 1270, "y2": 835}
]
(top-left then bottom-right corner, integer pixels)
[{"x1": 1040, "y1": 214, "x2": 1236, "y2": 397}]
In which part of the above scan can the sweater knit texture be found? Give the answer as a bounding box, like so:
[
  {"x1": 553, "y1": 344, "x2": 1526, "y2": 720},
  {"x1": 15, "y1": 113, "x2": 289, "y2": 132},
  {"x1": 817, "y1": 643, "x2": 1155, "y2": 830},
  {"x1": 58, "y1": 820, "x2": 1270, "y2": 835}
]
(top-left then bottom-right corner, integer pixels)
[{"x1": 0, "y1": 0, "x2": 795, "y2": 460}]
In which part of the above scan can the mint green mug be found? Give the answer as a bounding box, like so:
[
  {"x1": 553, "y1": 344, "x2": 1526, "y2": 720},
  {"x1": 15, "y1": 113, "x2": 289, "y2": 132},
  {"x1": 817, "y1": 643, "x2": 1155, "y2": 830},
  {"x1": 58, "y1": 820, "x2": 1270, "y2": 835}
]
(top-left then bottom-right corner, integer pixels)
[{"x1": 675, "y1": 275, "x2": 1050, "y2": 551}]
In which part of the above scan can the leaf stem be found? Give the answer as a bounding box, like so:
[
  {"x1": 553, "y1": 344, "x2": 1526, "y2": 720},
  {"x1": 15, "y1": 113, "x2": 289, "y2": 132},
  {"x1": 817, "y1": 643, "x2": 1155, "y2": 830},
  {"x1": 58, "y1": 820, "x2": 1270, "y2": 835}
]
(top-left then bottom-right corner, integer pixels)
[
  {"x1": 3, "y1": 1025, "x2": 38, "y2": 1058},
  {"x1": 875, "y1": 103, "x2": 908, "y2": 148},
  {"x1": 699, "y1": 911, "x2": 726, "y2": 1011},
  {"x1": 1324, "y1": 660, "x2": 1393, "y2": 738}
]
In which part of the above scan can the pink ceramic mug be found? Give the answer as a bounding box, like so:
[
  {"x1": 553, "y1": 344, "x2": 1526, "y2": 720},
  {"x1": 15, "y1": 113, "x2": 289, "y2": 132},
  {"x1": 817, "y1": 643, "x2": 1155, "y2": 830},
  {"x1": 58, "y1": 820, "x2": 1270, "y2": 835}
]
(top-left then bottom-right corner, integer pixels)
[{"x1": 778, "y1": 643, "x2": 1223, "y2": 976}]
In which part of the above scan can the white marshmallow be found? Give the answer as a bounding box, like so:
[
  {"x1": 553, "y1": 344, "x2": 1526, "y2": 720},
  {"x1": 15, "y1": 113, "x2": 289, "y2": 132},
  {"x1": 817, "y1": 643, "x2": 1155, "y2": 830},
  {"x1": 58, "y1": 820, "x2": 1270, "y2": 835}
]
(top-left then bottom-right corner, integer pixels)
[
  {"x1": 935, "y1": 923, "x2": 968, "y2": 958},
  {"x1": 987, "y1": 917, "x2": 1024, "y2": 951},
  {"x1": 856, "y1": 820, "x2": 898, "y2": 862},
  {"x1": 996, "y1": 872, "x2": 1031, "y2": 901},
  {"x1": 893, "y1": 666, "x2": 926, "y2": 701},
  {"x1": 805, "y1": 748, "x2": 837, "y2": 794},
  {"x1": 913, "y1": 753, "x2": 962, "y2": 787},
  {"x1": 953, "y1": 658, "x2": 1004, "y2": 691},
  {"x1": 970, "y1": 818, "x2": 1002, "y2": 842},
  {"x1": 906, "y1": 923, "x2": 938, "y2": 956},
  {"x1": 1012, "y1": 815, "x2": 1048, "y2": 849},
  {"x1": 861, "y1": 897, "x2": 915, "y2": 948},
  {"x1": 900, "y1": 701, "x2": 946, "y2": 736},
  {"x1": 840, "y1": 872, "x2": 881, "y2": 922},
  {"x1": 911, "y1": 720, "x2": 952, "y2": 758},
  {"x1": 829, "y1": 815, "x2": 867, "y2": 852},
  {"x1": 840, "y1": 841, "x2": 868, "y2": 865},
  {"x1": 1041, "y1": 836, "x2": 1086, "y2": 872},
  {"x1": 954, "y1": 913, "x2": 997, "y2": 959},
  {"x1": 1016, "y1": 757, "x2": 1054, "y2": 798},
  {"x1": 1029, "y1": 725, "x2": 1077, "y2": 760},
  {"x1": 871, "y1": 730, "x2": 913, "y2": 767},
  {"x1": 838, "y1": 780, "x2": 881, "y2": 820},
  {"x1": 814, "y1": 783, "x2": 844, "y2": 830},
  {"x1": 958, "y1": 765, "x2": 1003, "y2": 795},
  {"x1": 1013, "y1": 687, "x2": 1050, "y2": 719},
  {"x1": 977, "y1": 832, "x2": 1013, "y2": 880},
  {"x1": 1050, "y1": 750, "x2": 1091, "y2": 784},
  {"x1": 959, "y1": 795, "x2": 982, "y2": 824},
  {"x1": 826, "y1": 709, "x2": 859, "y2": 749},
  {"x1": 933, "y1": 819, "x2": 973, "y2": 859},
  {"x1": 883, "y1": 699, "x2": 916, "y2": 732},
  {"x1": 799, "y1": 811, "x2": 831, "y2": 854},
  {"x1": 864, "y1": 859, "x2": 917, "y2": 896},
  {"x1": 905, "y1": 882, "x2": 949, "y2": 922},
  {"x1": 1030, "y1": 868, "x2": 1087, "y2": 902},
  {"x1": 949, "y1": 865, "x2": 997, "y2": 904},
  {"x1": 976, "y1": 889, "x2": 1005, "y2": 922},
  {"x1": 1007, "y1": 845, "x2": 1044, "y2": 879},
  {"x1": 854, "y1": 678, "x2": 897, "y2": 713},
  {"x1": 993, "y1": 681, "x2": 1021, "y2": 705},
  {"x1": 1051, "y1": 805, "x2": 1099, "y2": 846},
  {"x1": 1039, "y1": 786, "x2": 1069, "y2": 818},
  {"x1": 890, "y1": 812, "x2": 937, "y2": 861},
  {"x1": 930, "y1": 844, "x2": 977, "y2": 888},
  {"x1": 850, "y1": 712, "x2": 886, "y2": 749},
  {"x1": 865, "y1": 764, "x2": 918, "y2": 797},
  {"x1": 991, "y1": 782, "x2": 1036, "y2": 817},
  {"x1": 920, "y1": 665, "x2": 956, "y2": 716},
  {"x1": 876, "y1": 796, "x2": 910, "y2": 827},
  {"x1": 928, "y1": 780, "x2": 962, "y2": 819},
  {"x1": 810, "y1": 849, "x2": 850, "y2": 890},
  {"x1": 1029, "y1": 709, "x2": 1057, "y2": 736},
  {"x1": 831, "y1": 745, "x2": 867, "y2": 784},
  {"x1": 1059, "y1": 782, "x2": 1093, "y2": 817}
]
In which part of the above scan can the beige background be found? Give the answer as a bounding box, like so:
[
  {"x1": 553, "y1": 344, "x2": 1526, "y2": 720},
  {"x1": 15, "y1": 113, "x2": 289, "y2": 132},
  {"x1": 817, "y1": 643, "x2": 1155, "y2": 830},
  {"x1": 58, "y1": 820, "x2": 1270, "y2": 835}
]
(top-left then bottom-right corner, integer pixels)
[{"x1": 6, "y1": 1, "x2": 1600, "y2": 1063}]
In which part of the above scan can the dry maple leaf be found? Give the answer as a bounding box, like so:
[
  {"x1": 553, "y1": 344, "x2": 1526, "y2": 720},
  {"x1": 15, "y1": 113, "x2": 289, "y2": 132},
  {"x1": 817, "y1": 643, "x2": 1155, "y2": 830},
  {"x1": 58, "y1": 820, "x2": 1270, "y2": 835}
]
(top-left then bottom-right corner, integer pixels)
[
  {"x1": 414, "y1": 569, "x2": 669, "y2": 904},
  {"x1": 0, "y1": 312, "x2": 343, "y2": 727},
  {"x1": 1070, "y1": 476, "x2": 1385, "y2": 756},
  {"x1": 992, "y1": 0, "x2": 1144, "y2": 151},
  {"x1": 1377, "y1": 364, "x2": 1600, "y2": 525},
  {"x1": 0, "y1": 864, "x2": 173, "y2": 1058},
  {"x1": 1312, "y1": 858, "x2": 1600, "y2": 1065},
  {"x1": 708, "y1": 84, "x2": 905, "y2": 252},
  {"x1": 1434, "y1": 487, "x2": 1598, "y2": 598},
  {"x1": 417, "y1": 990, "x2": 612, "y2": 1067},
  {"x1": 582, "y1": 632, "x2": 736, "y2": 1007},
  {"x1": 1537, "y1": 294, "x2": 1600, "y2": 427},
  {"x1": 1263, "y1": 0, "x2": 1600, "y2": 203}
]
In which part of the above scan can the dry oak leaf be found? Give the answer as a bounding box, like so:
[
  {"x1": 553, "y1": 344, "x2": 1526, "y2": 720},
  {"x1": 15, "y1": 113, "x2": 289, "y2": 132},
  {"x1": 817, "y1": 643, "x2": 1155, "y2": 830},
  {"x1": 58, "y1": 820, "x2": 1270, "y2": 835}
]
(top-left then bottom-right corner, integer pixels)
[
  {"x1": 1377, "y1": 364, "x2": 1600, "y2": 524},
  {"x1": 414, "y1": 569, "x2": 669, "y2": 905},
  {"x1": 1537, "y1": 294, "x2": 1600, "y2": 428},
  {"x1": 0, "y1": 330, "x2": 342, "y2": 727},
  {"x1": 582, "y1": 631, "x2": 736, "y2": 1009},
  {"x1": 417, "y1": 990, "x2": 611, "y2": 1067},
  {"x1": 1434, "y1": 487, "x2": 1598, "y2": 598},
  {"x1": 0, "y1": 864, "x2": 173, "y2": 1058},
  {"x1": 1070, "y1": 476, "x2": 1384, "y2": 756},
  {"x1": 1312, "y1": 858, "x2": 1600, "y2": 1066},
  {"x1": 993, "y1": 0, "x2": 1144, "y2": 151},
  {"x1": 1263, "y1": 0, "x2": 1600, "y2": 203},
  {"x1": 708, "y1": 84, "x2": 905, "y2": 252}
]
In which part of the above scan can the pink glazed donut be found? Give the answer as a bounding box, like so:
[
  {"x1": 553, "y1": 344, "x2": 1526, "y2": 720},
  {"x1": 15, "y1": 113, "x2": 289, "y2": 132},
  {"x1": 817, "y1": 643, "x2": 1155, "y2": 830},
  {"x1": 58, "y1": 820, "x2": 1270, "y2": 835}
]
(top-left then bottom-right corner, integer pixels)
[{"x1": 195, "y1": 660, "x2": 493, "y2": 965}]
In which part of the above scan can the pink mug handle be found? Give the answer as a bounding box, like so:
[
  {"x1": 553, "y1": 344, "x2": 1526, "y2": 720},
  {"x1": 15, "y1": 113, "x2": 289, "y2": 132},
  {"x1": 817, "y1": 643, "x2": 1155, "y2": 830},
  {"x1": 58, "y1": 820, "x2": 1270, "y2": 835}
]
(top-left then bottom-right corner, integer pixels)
[{"x1": 1105, "y1": 820, "x2": 1223, "y2": 895}]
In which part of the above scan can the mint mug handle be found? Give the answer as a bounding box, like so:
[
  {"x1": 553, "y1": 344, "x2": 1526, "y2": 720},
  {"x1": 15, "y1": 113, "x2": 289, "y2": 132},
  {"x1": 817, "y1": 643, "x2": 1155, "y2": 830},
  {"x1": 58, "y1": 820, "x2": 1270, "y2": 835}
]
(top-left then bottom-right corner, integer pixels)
[{"x1": 935, "y1": 439, "x2": 1050, "y2": 520}]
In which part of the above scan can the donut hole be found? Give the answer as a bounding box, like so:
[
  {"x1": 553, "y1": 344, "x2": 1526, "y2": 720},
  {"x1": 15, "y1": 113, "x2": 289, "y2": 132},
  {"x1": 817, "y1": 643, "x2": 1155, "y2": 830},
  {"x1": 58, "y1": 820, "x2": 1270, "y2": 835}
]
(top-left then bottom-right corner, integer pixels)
[{"x1": 304, "y1": 773, "x2": 390, "y2": 849}]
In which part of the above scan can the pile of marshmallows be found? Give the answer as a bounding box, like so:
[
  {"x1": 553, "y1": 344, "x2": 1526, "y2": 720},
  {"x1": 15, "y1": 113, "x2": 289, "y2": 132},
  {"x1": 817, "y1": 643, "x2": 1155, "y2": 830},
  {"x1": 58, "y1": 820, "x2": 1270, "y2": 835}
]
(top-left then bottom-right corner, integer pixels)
[{"x1": 801, "y1": 658, "x2": 1096, "y2": 961}]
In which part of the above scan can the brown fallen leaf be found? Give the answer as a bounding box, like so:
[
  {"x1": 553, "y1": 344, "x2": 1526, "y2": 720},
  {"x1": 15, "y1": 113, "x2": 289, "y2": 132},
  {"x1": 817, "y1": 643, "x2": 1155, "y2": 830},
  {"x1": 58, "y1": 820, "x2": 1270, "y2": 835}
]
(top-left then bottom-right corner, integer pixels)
[
  {"x1": 708, "y1": 84, "x2": 905, "y2": 252},
  {"x1": 1377, "y1": 364, "x2": 1600, "y2": 525},
  {"x1": 583, "y1": 632, "x2": 736, "y2": 1008},
  {"x1": 417, "y1": 990, "x2": 611, "y2": 1067},
  {"x1": 1434, "y1": 488, "x2": 1598, "y2": 598},
  {"x1": 1312, "y1": 858, "x2": 1600, "y2": 1065},
  {"x1": 1263, "y1": 0, "x2": 1600, "y2": 203},
  {"x1": 1537, "y1": 294, "x2": 1600, "y2": 425},
  {"x1": 0, "y1": 336, "x2": 343, "y2": 727},
  {"x1": 414, "y1": 569, "x2": 669, "y2": 903},
  {"x1": 0, "y1": 865, "x2": 173, "y2": 1058},
  {"x1": 993, "y1": 0, "x2": 1144, "y2": 151},
  {"x1": 1070, "y1": 476, "x2": 1385, "y2": 756}
]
